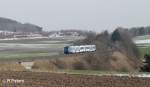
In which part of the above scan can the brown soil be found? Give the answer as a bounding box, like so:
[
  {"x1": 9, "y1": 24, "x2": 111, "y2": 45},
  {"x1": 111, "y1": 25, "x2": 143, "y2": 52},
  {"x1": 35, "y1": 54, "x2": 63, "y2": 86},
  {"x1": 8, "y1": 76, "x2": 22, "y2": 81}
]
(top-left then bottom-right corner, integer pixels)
[{"x1": 0, "y1": 71, "x2": 150, "y2": 87}]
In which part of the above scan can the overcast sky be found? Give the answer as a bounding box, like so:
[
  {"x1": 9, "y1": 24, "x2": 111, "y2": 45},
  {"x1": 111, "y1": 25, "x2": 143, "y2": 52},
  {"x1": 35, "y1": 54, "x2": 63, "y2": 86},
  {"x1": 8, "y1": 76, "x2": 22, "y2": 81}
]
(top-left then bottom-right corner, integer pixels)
[{"x1": 0, "y1": 0, "x2": 149, "y2": 32}]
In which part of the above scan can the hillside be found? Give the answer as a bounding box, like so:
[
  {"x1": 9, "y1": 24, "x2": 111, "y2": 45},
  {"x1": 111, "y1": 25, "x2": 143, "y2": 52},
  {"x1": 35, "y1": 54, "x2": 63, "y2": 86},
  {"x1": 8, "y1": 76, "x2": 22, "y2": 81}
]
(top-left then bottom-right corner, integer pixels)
[
  {"x1": 32, "y1": 29, "x2": 142, "y2": 72},
  {"x1": 0, "y1": 17, "x2": 42, "y2": 32},
  {"x1": 73, "y1": 29, "x2": 142, "y2": 71}
]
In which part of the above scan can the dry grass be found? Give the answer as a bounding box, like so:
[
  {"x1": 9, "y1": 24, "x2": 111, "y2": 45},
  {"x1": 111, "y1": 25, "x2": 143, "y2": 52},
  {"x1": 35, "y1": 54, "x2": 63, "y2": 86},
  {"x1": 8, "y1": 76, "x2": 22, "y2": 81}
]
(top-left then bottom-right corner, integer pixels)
[
  {"x1": 0, "y1": 62, "x2": 26, "y2": 71},
  {"x1": 32, "y1": 60, "x2": 58, "y2": 71},
  {"x1": 32, "y1": 55, "x2": 87, "y2": 71},
  {"x1": 110, "y1": 52, "x2": 135, "y2": 72},
  {"x1": 32, "y1": 51, "x2": 141, "y2": 72}
]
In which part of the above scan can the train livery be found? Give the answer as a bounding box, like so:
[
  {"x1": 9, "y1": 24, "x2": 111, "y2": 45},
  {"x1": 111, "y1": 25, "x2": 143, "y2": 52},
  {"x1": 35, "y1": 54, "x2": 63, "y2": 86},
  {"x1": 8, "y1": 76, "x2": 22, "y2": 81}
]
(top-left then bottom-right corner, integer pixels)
[{"x1": 64, "y1": 45, "x2": 96, "y2": 54}]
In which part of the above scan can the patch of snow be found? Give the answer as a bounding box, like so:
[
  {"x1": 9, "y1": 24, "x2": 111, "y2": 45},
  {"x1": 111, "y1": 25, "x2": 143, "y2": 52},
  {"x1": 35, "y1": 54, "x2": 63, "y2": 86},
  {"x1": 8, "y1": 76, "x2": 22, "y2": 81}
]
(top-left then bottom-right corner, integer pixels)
[
  {"x1": 97, "y1": 74, "x2": 150, "y2": 78},
  {"x1": 134, "y1": 39, "x2": 150, "y2": 44},
  {"x1": 21, "y1": 62, "x2": 34, "y2": 70}
]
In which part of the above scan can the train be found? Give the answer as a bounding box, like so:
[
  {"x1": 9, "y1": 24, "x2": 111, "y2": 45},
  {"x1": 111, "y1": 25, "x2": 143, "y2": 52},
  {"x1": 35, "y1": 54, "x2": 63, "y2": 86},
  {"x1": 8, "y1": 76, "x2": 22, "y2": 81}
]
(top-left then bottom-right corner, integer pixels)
[{"x1": 64, "y1": 45, "x2": 96, "y2": 54}]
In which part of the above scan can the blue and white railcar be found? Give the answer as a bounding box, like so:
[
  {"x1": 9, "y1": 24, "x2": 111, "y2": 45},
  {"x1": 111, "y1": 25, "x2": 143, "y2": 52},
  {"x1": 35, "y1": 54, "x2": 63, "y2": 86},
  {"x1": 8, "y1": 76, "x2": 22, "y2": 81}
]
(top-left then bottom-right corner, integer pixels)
[{"x1": 64, "y1": 45, "x2": 96, "y2": 54}]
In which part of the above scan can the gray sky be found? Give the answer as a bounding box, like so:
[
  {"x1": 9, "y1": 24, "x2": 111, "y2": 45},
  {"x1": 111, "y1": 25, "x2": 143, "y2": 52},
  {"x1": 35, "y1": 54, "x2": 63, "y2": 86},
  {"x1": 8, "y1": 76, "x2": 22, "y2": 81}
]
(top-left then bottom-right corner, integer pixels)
[{"x1": 0, "y1": 0, "x2": 149, "y2": 32}]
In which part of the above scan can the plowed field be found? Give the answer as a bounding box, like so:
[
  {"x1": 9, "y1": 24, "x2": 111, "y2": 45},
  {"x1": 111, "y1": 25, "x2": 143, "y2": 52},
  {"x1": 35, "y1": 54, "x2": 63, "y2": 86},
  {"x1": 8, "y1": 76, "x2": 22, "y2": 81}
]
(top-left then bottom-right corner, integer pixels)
[{"x1": 0, "y1": 71, "x2": 150, "y2": 87}]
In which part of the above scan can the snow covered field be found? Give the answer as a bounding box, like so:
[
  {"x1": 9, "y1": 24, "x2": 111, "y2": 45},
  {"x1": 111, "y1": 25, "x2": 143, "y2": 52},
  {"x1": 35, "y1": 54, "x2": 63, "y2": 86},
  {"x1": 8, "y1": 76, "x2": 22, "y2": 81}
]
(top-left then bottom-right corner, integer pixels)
[
  {"x1": 134, "y1": 39, "x2": 150, "y2": 45},
  {"x1": 0, "y1": 39, "x2": 70, "y2": 60}
]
